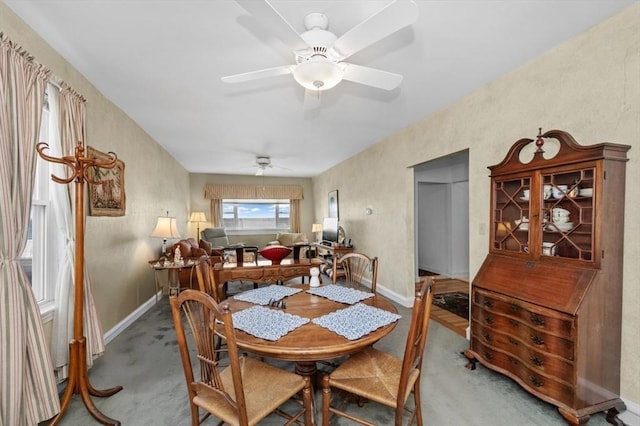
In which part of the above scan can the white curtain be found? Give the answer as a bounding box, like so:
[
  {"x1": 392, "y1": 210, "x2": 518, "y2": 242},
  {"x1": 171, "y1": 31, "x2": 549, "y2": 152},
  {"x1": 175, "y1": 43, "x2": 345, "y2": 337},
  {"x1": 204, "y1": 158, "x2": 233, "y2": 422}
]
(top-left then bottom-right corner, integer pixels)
[
  {"x1": 0, "y1": 34, "x2": 60, "y2": 425},
  {"x1": 50, "y1": 83, "x2": 105, "y2": 382}
]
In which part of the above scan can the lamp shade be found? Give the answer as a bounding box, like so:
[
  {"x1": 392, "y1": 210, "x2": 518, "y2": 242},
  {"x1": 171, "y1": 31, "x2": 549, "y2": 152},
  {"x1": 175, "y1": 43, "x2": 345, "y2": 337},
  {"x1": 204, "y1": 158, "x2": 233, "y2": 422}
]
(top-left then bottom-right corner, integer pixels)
[
  {"x1": 189, "y1": 211, "x2": 206, "y2": 223},
  {"x1": 150, "y1": 216, "x2": 181, "y2": 240},
  {"x1": 312, "y1": 223, "x2": 323, "y2": 233},
  {"x1": 293, "y1": 56, "x2": 344, "y2": 91}
]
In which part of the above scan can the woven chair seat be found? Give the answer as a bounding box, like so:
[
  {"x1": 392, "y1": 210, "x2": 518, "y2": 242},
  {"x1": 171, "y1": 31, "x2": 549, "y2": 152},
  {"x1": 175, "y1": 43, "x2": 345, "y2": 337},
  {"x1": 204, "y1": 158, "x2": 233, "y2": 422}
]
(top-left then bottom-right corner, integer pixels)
[
  {"x1": 326, "y1": 347, "x2": 419, "y2": 408},
  {"x1": 194, "y1": 356, "x2": 307, "y2": 426}
]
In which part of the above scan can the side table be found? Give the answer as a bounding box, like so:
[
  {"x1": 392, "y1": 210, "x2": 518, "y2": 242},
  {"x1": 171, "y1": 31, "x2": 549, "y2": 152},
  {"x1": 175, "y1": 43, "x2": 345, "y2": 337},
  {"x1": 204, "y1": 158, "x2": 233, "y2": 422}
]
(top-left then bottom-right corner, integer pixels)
[{"x1": 148, "y1": 260, "x2": 196, "y2": 302}]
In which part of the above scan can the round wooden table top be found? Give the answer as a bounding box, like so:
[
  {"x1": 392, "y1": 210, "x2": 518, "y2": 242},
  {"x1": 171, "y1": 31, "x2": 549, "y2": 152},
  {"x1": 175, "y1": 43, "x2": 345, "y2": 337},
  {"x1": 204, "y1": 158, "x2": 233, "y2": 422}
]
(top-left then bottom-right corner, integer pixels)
[{"x1": 217, "y1": 284, "x2": 399, "y2": 363}]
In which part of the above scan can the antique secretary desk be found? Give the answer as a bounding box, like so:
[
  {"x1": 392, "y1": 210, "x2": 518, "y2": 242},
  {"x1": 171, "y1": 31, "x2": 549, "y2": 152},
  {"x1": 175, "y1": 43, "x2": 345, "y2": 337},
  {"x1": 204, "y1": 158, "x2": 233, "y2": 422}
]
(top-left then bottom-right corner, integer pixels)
[{"x1": 464, "y1": 129, "x2": 630, "y2": 425}]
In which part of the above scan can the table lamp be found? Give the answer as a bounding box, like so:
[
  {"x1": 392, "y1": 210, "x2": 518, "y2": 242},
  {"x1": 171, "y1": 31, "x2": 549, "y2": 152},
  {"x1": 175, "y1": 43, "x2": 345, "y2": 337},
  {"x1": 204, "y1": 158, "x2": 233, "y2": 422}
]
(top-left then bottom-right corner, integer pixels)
[
  {"x1": 150, "y1": 214, "x2": 181, "y2": 258},
  {"x1": 312, "y1": 223, "x2": 322, "y2": 242},
  {"x1": 189, "y1": 211, "x2": 207, "y2": 239}
]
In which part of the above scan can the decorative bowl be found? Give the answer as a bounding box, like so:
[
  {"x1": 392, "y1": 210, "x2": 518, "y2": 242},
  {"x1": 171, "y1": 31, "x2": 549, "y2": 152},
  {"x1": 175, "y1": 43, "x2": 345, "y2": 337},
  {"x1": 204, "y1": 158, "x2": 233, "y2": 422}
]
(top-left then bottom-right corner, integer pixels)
[{"x1": 258, "y1": 245, "x2": 292, "y2": 264}]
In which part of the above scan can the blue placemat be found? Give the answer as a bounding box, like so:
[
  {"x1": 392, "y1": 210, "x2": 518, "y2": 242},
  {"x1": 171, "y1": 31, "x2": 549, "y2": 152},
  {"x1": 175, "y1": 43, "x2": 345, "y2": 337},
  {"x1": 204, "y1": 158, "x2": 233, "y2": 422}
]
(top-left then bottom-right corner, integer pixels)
[
  {"x1": 233, "y1": 285, "x2": 302, "y2": 305},
  {"x1": 312, "y1": 303, "x2": 401, "y2": 340},
  {"x1": 232, "y1": 306, "x2": 310, "y2": 341},
  {"x1": 306, "y1": 284, "x2": 374, "y2": 304}
]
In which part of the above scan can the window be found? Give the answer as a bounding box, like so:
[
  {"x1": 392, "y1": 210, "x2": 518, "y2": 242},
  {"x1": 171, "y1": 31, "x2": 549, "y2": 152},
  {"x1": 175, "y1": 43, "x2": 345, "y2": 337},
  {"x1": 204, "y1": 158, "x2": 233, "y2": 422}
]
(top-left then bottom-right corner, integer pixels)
[
  {"x1": 222, "y1": 199, "x2": 290, "y2": 233},
  {"x1": 20, "y1": 91, "x2": 61, "y2": 317}
]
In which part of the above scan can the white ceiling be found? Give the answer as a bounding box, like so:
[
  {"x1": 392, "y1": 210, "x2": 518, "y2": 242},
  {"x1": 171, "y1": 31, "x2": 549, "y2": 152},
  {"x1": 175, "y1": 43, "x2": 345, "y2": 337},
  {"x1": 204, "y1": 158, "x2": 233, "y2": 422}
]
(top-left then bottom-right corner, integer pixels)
[{"x1": 5, "y1": 0, "x2": 634, "y2": 177}]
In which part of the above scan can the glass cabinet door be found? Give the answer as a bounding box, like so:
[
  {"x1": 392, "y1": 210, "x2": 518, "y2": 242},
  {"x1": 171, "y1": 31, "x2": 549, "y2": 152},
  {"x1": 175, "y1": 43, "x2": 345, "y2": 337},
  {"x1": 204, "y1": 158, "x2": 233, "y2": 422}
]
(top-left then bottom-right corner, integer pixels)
[
  {"x1": 492, "y1": 177, "x2": 530, "y2": 254},
  {"x1": 541, "y1": 168, "x2": 595, "y2": 261},
  {"x1": 491, "y1": 167, "x2": 595, "y2": 262}
]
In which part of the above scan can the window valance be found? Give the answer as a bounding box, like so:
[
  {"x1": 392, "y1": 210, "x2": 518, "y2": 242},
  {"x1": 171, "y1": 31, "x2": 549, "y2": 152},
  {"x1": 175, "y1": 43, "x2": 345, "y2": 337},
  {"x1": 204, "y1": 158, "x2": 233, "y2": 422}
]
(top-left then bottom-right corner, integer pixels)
[{"x1": 203, "y1": 184, "x2": 304, "y2": 200}]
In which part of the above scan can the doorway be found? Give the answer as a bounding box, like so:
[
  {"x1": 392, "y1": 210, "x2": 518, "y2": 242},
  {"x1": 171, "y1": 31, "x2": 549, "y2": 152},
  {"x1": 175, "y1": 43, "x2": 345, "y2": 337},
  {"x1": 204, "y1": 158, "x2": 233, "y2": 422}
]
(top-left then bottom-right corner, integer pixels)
[
  {"x1": 414, "y1": 150, "x2": 469, "y2": 278},
  {"x1": 414, "y1": 150, "x2": 470, "y2": 337}
]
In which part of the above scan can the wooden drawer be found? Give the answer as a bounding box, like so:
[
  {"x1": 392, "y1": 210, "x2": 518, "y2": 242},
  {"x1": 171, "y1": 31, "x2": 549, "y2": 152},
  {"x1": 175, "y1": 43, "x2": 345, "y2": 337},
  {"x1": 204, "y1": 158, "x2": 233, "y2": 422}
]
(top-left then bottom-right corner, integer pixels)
[
  {"x1": 472, "y1": 304, "x2": 575, "y2": 361},
  {"x1": 473, "y1": 340, "x2": 575, "y2": 407},
  {"x1": 280, "y1": 267, "x2": 310, "y2": 280},
  {"x1": 474, "y1": 289, "x2": 575, "y2": 337},
  {"x1": 472, "y1": 321, "x2": 574, "y2": 379},
  {"x1": 228, "y1": 269, "x2": 264, "y2": 281}
]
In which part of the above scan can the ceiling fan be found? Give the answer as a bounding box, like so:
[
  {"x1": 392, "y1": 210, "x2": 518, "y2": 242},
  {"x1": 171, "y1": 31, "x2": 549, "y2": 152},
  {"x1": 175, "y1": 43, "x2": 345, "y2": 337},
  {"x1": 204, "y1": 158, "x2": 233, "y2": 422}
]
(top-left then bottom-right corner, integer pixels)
[
  {"x1": 222, "y1": 0, "x2": 418, "y2": 100},
  {"x1": 254, "y1": 156, "x2": 290, "y2": 176}
]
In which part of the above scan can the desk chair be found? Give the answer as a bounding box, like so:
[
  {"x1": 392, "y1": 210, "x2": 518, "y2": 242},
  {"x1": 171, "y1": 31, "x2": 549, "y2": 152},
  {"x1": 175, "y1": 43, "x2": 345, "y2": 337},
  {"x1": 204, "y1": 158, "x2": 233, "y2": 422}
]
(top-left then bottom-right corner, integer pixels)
[
  {"x1": 170, "y1": 290, "x2": 313, "y2": 426},
  {"x1": 321, "y1": 277, "x2": 434, "y2": 426},
  {"x1": 337, "y1": 253, "x2": 378, "y2": 293}
]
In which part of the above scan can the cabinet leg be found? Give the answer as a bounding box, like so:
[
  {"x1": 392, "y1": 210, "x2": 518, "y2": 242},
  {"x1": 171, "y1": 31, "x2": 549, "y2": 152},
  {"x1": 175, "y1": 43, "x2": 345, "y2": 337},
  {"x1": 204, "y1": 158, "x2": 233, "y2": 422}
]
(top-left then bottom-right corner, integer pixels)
[
  {"x1": 462, "y1": 350, "x2": 477, "y2": 370},
  {"x1": 605, "y1": 407, "x2": 623, "y2": 426}
]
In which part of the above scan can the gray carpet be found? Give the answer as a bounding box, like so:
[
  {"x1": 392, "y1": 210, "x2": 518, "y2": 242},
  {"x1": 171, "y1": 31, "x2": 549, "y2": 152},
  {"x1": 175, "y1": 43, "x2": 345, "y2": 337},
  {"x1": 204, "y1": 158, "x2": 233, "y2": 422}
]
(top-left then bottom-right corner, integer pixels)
[{"x1": 48, "y1": 281, "x2": 615, "y2": 426}]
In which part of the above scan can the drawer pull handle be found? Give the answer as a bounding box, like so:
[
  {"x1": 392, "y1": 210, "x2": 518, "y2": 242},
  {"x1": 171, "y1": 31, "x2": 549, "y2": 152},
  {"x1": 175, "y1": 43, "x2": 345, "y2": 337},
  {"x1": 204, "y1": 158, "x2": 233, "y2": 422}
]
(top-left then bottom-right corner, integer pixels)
[
  {"x1": 531, "y1": 315, "x2": 546, "y2": 326},
  {"x1": 483, "y1": 332, "x2": 492, "y2": 342},
  {"x1": 484, "y1": 351, "x2": 494, "y2": 360},
  {"x1": 508, "y1": 356, "x2": 518, "y2": 365},
  {"x1": 530, "y1": 355, "x2": 544, "y2": 366},
  {"x1": 530, "y1": 335, "x2": 545, "y2": 345},
  {"x1": 484, "y1": 317, "x2": 494, "y2": 325},
  {"x1": 509, "y1": 304, "x2": 520, "y2": 312},
  {"x1": 509, "y1": 319, "x2": 519, "y2": 327},
  {"x1": 530, "y1": 375, "x2": 544, "y2": 387},
  {"x1": 483, "y1": 299, "x2": 494, "y2": 308},
  {"x1": 508, "y1": 338, "x2": 518, "y2": 346}
]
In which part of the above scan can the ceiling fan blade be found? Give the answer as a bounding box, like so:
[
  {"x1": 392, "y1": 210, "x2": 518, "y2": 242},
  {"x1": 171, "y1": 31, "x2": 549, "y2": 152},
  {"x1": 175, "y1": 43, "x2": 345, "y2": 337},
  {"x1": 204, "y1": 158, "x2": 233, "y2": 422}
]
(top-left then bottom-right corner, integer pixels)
[
  {"x1": 303, "y1": 89, "x2": 322, "y2": 110},
  {"x1": 327, "y1": 0, "x2": 418, "y2": 62},
  {"x1": 342, "y1": 63, "x2": 403, "y2": 90},
  {"x1": 236, "y1": 0, "x2": 310, "y2": 52},
  {"x1": 221, "y1": 65, "x2": 294, "y2": 83}
]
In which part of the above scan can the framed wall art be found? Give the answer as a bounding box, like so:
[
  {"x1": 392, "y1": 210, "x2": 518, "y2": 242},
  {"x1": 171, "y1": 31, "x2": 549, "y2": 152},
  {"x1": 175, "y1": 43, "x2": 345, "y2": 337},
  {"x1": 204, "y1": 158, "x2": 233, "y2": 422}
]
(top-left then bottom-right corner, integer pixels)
[
  {"x1": 328, "y1": 189, "x2": 339, "y2": 219},
  {"x1": 87, "y1": 146, "x2": 126, "y2": 216}
]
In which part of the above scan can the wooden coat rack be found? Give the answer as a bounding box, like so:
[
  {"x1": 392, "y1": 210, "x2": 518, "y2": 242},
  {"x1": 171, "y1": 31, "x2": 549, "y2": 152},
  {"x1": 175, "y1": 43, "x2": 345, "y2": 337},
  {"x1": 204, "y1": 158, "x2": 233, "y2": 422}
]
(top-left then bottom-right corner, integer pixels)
[{"x1": 37, "y1": 141, "x2": 122, "y2": 426}]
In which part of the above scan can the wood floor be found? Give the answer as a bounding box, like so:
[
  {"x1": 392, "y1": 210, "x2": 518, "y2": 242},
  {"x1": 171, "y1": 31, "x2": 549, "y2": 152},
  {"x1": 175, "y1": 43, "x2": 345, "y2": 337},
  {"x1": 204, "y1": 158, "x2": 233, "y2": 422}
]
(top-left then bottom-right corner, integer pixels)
[{"x1": 420, "y1": 276, "x2": 469, "y2": 337}]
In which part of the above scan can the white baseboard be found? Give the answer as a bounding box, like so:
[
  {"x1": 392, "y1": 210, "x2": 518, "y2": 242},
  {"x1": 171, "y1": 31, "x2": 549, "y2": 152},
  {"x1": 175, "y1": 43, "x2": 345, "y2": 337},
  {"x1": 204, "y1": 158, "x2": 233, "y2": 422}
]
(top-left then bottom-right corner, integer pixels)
[
  {"x1": 620, "y1": 398, "x2": 640, "y2": 426},
  {"x1": 376, "y1": 283, "x2": 413, "y2": 308},
  {"x1": 103, "y1": 291, "x2": 161, "y2": 345}
]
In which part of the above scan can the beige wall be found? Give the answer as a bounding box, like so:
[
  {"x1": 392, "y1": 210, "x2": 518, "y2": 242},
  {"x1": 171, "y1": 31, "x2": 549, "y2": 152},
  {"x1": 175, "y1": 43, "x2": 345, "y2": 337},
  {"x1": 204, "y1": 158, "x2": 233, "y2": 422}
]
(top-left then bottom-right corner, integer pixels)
[
  {"x1": 314, "y1": 3, "x2": 640, "y2": 404},
  {"x1": 1, "y1": 2, "x2": 190, "y2": 330},
  {"x1": 188, "y1": 173, "x2": 315, "y2": 246}
]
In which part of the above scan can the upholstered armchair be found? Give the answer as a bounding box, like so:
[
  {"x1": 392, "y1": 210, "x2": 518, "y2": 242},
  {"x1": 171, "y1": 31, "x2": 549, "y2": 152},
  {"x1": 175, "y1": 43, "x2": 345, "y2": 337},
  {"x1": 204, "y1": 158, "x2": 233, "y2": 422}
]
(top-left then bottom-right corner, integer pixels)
[
  {"x1": 200, "y1": 227, "x2": 230, "y2": 253},
  {"x1": 165, "y1": 238, "x2": 222, "y2": 290},
  {"x1": 169, "y1": 237, "x2": 208, "y2": 260},
  {"x1": 200, "y1": 227, "x2": 256, "y2": 263}
]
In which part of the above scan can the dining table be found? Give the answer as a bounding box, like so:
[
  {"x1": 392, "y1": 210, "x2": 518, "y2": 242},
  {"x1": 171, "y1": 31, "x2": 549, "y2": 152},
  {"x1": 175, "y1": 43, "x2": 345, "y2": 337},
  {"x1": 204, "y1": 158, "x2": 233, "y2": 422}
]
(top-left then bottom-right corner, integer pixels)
[{"x1": 216, "y1": 283, "x2": 400, "y2": 380}]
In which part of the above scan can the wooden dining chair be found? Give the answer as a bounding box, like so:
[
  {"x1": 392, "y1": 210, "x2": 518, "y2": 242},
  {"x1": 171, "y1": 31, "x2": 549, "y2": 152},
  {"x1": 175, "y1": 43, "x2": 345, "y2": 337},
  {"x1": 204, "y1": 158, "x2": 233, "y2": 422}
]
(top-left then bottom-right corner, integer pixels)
[
  {"x1": 170, "y1": 289, "x2": 313, "y2": 426},
  {"x1": 195, "y1": 255, "x2": 224, "y2": 302},
  {"x1": 337, "y1": 252, "x2": 378, "y2": 293},
  {"x1": 320, "y1": 277, "x2": 434, "y2": 426},
  {"x1": 195, "y1": 255, "x2": 229, "y2": 362}
]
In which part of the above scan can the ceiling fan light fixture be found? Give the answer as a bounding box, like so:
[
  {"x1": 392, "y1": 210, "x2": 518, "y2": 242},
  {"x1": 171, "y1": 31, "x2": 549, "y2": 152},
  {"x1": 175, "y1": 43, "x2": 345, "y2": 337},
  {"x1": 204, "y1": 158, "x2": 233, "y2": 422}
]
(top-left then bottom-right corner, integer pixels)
[{"x1": 293, "y1": 56, "x2": 343, "y2": 91}]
